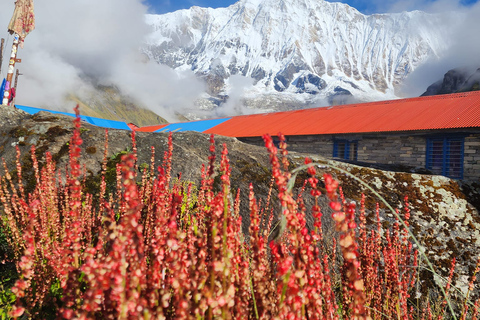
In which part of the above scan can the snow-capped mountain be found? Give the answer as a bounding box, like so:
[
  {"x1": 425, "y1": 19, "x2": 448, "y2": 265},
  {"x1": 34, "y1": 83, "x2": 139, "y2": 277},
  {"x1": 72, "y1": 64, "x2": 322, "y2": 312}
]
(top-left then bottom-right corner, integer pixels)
[{"x1": 143, "y1": 0, "x2": 450, "y2": 115}]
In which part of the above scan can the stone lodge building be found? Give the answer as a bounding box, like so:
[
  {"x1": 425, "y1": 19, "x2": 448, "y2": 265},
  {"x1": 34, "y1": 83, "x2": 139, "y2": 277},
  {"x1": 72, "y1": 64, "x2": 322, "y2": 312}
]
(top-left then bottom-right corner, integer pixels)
[{"x1": 139, "y1": 91, "x2": 480, "y2": 181}]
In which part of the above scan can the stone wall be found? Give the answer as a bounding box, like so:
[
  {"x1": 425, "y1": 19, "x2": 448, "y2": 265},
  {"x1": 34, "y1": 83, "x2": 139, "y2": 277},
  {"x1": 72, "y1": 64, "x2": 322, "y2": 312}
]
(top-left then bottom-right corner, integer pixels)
[
  {"x1": 240, "y1": 135, "x2": 334, "y2": 155},
  {"x1": 239, "y1": 130, "x2": 480, "y2": 182},
  {"x1": 356, "y1": 134, "x2": 426, "y2": 167},
  {"x1": 464, "y1": 133, "x2": 480, "y2": 181},
  {"x1": 240, "y1": 133, "x2": 425, "y2": 166}
]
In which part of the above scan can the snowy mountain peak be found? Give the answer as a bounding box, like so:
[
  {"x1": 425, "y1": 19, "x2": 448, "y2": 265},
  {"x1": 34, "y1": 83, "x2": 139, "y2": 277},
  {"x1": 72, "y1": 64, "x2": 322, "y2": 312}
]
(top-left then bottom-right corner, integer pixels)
[{"x1": 143, "y1": 0, "x2": 450, "y2": 116}]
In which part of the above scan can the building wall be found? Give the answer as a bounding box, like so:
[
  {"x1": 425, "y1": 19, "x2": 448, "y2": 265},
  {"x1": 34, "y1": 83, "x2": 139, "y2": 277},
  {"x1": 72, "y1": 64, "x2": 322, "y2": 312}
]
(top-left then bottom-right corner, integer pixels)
[
  {"x1": 240, "y1": 135, "x2": 334, "y2": 155},
  {"x1": 464, "y1": 133, "x2": 480, "y2": 181},
  {"x1": 278, "y1": 135, "x2": 334, "y2": 155},
  {"x1": 356, "y1": 134, "x2": 426, "y2": 167},
  {"x1": 239, "y1": 130, "x2": 480, "y2": 181},
  {"x1": 239, "y1": 134, "x2": 425, "y2": 166}
]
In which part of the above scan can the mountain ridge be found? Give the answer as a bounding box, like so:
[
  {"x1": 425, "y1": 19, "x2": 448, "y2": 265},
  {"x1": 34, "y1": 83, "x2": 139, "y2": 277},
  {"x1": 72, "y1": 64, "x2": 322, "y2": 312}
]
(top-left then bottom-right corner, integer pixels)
[
  {"x1": 142, "y1": 0, "x2": 451, "y2": 116},
  {"x1": 422, "y1": 67, "x2": 480, "y2": 96}
]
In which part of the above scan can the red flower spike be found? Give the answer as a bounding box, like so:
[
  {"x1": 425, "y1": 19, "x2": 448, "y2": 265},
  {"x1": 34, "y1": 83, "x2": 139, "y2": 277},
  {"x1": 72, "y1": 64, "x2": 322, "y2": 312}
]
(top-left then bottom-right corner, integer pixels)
[{"x1": 0, "y1": 108, "x2": 425, "y2": 319}]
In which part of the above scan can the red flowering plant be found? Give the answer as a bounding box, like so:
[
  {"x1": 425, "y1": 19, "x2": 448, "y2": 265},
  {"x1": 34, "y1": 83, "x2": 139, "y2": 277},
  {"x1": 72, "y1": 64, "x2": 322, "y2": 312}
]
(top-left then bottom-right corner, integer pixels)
[{"x1": 0, "y1": 109, "x2": 478, "y2": 319}]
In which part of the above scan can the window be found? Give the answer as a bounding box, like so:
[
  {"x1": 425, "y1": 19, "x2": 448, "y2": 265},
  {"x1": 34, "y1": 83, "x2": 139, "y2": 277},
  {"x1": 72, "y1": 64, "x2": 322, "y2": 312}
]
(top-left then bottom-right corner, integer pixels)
[
  {"x1": 333, "y1": 140, "x2": 358, "y2": 161},
  {"x1": 426, "y1": 137, "x2": 464, "y2": 179}
]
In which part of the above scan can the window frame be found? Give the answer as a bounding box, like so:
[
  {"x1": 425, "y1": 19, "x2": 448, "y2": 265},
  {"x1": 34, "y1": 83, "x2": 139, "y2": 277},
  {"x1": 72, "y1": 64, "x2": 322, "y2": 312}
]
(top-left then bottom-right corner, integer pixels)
[
  {"x1": 333, "y1": 139, "x2": 358, "y2": 161},
  {"x1": 426, "y1": 135, "x2": 465, "y2": 179}
]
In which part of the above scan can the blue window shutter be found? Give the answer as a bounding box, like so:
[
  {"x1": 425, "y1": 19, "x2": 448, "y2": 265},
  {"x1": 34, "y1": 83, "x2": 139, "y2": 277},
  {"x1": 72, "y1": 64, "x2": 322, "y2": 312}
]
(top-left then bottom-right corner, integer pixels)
[
  {"x1": 333, "y1": 139, "x2": 358, "y2": 160},
  {"x1": 426, "y1": 136, "x2": 464, "y2": 179},
  {"x1": 426, "y1": 139, "x2": 432, "y2": 170},
  {"x1": 442, "y1": 138, "x2": 448, "y2": 176},
  {"x1": 445, "y1": 138, "x2": 464, "y2": 179}
]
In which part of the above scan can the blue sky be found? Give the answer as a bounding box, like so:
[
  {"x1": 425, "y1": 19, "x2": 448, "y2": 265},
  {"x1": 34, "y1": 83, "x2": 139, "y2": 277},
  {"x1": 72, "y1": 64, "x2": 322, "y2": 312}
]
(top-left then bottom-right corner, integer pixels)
[{"x1": 146, "y1": 0, "x2": 479, "y2": 14}]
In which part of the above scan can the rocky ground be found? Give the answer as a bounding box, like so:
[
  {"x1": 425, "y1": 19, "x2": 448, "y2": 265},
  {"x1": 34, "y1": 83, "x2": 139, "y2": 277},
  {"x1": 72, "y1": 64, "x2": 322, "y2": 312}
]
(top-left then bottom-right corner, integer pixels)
[
  {"x1": 309, "y1": 158, "x2": 480, "y2": 299},
  {"x1": 0, "y1": 106, "x2": 479, "y2": 302}
]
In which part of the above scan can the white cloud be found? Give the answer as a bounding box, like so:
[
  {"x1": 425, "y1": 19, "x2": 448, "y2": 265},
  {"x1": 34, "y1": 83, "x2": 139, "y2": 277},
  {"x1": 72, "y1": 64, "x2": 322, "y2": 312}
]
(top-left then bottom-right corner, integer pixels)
[
  {"x1": 398, "y1": 1, "x2": 480, "y2": 96},
  {"x1": 340, "y1": 0, "x2": 477, "y2": 14},
  {"x1": 1, "y1": 0, "x2": 478, "y2": 118},
  {"x1": 334, "y1": 0, "x2": 480, "y2": 97},
  {"x1": 213, "y1": 75, "x2": 254, "y2": 117},
  {"x1": 108, "y1": 51, "x2": 205, "y2": 120},
  {"x1": 0, "y1": 0, "x2": 205, "y2": 122}
]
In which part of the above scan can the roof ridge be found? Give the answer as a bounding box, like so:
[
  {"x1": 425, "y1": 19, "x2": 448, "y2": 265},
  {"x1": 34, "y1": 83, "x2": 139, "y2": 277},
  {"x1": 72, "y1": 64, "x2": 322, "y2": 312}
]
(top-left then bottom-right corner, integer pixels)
[{"x1": 320, "y1": 90, "x2": 480, "y2": 111}]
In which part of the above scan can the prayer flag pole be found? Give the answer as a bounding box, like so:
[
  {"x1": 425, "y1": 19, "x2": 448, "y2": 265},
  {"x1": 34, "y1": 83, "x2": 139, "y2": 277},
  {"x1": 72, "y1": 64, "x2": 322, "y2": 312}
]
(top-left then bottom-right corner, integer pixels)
[
  {"x1": 2, "y1": 34, "x2": 20, "y2": 105},
  {"x1": 2, "y1": 0, "x2": 35, "y2": 106}
]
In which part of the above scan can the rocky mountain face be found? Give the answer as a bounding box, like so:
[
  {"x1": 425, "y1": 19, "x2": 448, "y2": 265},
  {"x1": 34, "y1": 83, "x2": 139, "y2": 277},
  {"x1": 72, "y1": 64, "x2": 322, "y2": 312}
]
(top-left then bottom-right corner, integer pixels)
[
  {"x1": 0, "y1": 106, "x2": 479, "y2": 297},
  {"x1": 143, "y1": 0, "x2": 449, "y2": 115},
  {"x1": 422, "y1": 67, "x2": 480, "y2": 96},
  {"x1": 68, "y1": 85, "x2": 169, "y2": 127}
]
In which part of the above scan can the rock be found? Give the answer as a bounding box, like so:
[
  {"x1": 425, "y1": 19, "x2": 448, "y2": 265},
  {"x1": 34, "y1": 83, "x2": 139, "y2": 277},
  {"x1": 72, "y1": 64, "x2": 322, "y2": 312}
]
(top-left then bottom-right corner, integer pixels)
[
  {"x1": 462, "y1": 68, "x2": 480, "y2": 92},
  {"x1": 328, "y1": 86, "x2": 354, "y2": 105},
  {"x1": 293, "y1": 73, "x2": 327, "y2": 94},
  {"x1": 273, "y1": 74, "x2": 289, "y2": 92},
  {"x1": 0, "y1": 105, "x2": 30, "y2": 130},
  {"x1": 322, "y1": 160, "x2": 480, "y2": 301},
  {"x1": 421, "y1": 67, "x2": 480, "y2": 96},
  {"x1": 273, "y1": 57, "x2": 309, "y2": 92},
  {"x1": 251, "y1": 67, "x2": 266, "y2": 83},
  {"x1": 0, "y1": 110, "x2": 278, "y2": 236},
  {"x1": 0, "y1": 108, "x2": 479, "y2": 302}
]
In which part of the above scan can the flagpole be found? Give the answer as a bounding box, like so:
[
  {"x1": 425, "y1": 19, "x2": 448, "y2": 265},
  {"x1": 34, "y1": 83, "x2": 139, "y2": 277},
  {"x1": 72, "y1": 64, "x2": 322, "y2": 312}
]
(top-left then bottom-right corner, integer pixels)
[
  {"x1": 2, "y1": 34, "x2": 20, "y2": 106},
  {"x1": 13, "y1": 69, "x2": 21, "y2": 105},
  {"x1": 14, "y1": 69, "x2": 21, "y2": 90},
  {"x1": 3, "y1": 0, "x2": 35, "y2": 107},
  {"x1": 0, "y1": 38, "x2": 4, "y2": 75}
]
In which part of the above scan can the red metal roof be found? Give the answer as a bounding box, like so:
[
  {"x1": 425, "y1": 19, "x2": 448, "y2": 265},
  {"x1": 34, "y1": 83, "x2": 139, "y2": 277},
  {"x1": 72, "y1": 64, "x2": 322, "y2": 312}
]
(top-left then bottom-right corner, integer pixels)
[
  {"x1": 127, "y1": 123, "x2": 139, "y2": 130},
  {"x1": 203, "y1": 91, "x2": 480, "y2": 137},
  {"x1": 136, "y1": 124, "x2": 169, "y2": 132}
]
